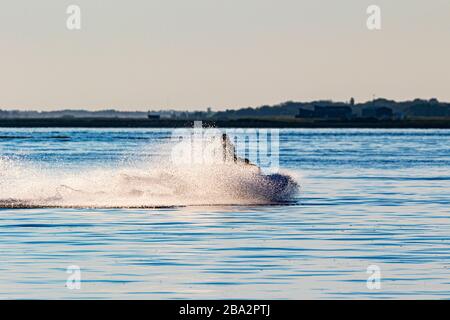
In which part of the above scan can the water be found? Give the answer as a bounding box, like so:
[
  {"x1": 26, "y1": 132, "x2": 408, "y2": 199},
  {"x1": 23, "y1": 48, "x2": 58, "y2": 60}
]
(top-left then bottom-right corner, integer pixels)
[{"x1": 0, "y1": 128, "x2": 449, "y2": 299}]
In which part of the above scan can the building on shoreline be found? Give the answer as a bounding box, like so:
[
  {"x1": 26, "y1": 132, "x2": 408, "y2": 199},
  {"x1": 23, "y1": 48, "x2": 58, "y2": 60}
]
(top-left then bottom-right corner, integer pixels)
[
  {"x1": 361, "y1": 106, "x2": 394, "y2": 120},
  {"x1": 296, "y1": 105, "x2": 353, "y2": 120}
]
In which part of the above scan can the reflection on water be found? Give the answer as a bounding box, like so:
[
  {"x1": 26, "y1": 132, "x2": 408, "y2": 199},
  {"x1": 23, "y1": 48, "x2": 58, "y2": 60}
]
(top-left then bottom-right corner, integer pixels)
[{"x1": 0, "y1": 129, "x2": 450, "y2": 299}]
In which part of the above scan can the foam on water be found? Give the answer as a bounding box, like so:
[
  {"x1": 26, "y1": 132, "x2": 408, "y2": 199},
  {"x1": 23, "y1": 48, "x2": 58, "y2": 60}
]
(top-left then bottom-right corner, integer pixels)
[{"x1": 0, "y1": 139, "x2": 299, "y2": 208}]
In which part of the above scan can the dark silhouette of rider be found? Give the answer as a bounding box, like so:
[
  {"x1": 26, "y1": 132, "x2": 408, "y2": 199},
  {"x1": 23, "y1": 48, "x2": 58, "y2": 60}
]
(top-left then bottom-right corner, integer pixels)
[{"x1": 222, "y1": 133, "x2": 237, "y2": 163}]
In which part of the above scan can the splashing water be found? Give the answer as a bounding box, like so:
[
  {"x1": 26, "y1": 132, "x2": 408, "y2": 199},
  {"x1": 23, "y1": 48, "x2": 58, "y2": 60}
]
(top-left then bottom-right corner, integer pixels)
[{"x1": 0, "y1": 138, "x2": 299, "y2": 208}]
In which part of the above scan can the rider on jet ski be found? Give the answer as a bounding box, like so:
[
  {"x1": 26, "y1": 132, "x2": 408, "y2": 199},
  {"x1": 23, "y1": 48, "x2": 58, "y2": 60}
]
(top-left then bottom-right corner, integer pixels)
[{"x1": 221, "y1": 133, "x2": 260, "y2": 172}]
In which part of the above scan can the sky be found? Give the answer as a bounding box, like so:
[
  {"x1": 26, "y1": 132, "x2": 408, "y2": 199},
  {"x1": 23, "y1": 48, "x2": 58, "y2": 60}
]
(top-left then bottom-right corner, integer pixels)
[{"x1": 0, "y1": 0, "x2": 449, "y2": 111}]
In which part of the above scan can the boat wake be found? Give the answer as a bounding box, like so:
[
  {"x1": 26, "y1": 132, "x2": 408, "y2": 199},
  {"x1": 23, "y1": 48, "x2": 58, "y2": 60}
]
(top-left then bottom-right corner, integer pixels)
[{"x1": 0, "y1": 155, "x2": 299, "y2": 209}]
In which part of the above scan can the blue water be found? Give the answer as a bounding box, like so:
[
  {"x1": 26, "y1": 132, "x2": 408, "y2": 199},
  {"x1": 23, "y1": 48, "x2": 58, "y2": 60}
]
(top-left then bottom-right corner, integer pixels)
[{"x1": 0, "y1": 128, "x2": 449, "y2": 299}]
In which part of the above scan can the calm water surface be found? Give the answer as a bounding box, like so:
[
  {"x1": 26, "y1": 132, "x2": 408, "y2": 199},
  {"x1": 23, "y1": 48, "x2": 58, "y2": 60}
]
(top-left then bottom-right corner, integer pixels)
[{"x1": 0, "y1": 128, "x2": 449, "y2": 299}]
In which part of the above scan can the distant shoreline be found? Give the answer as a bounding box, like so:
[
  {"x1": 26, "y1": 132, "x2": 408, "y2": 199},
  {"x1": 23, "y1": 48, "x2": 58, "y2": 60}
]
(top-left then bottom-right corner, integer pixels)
[{"x1": 0, "y1": 118, "x2": 449, "y2": 129}]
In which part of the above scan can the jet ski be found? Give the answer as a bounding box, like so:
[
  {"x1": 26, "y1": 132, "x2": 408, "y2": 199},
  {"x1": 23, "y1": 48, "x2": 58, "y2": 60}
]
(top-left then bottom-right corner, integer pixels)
[{"x1": 221, "y1": 134, "x2": 299, "y2": 202}]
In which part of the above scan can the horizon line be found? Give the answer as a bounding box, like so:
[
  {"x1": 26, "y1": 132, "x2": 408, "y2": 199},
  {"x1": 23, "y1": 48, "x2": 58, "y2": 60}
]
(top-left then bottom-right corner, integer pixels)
[{"x1": 0, "y1": 97, "x2": 445, "y2": 113}]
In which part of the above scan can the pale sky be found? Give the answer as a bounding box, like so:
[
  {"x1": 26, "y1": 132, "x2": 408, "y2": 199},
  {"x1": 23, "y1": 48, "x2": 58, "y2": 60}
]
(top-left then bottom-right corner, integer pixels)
[{"x1": 1, "y1": 0, "x2": 449, "y2": 111}]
